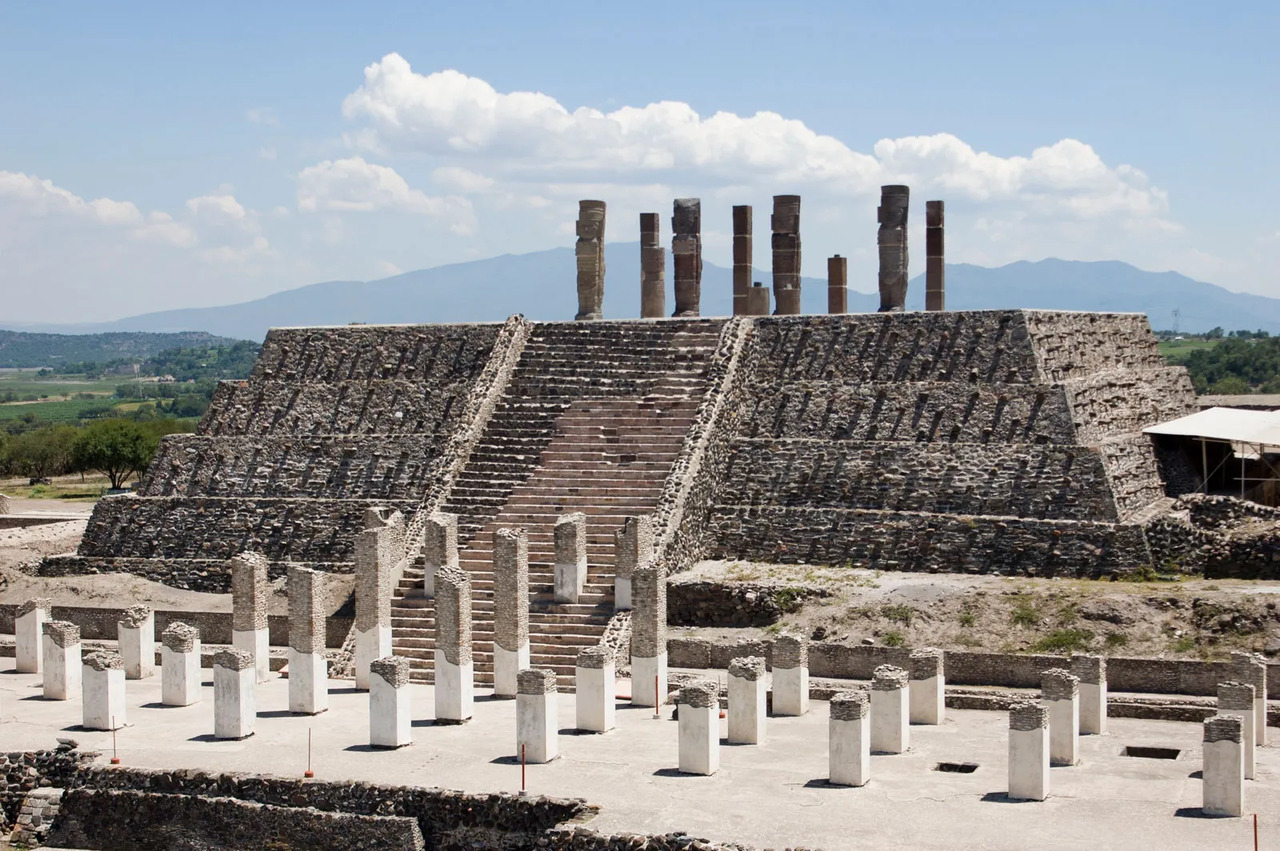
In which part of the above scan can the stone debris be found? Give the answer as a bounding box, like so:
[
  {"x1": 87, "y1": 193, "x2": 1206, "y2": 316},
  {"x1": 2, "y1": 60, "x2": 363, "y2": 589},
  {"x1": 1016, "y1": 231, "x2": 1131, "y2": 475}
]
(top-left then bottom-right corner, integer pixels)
[
  {"x1": 161, "y1": 622, "x2": 199, "y2": 653},
  {"x1": 830, "y1": 690, "x2": 870, "y2": 720},
  {"x1": 43, "y1": 620, "x2": 80, "y2": 648}
]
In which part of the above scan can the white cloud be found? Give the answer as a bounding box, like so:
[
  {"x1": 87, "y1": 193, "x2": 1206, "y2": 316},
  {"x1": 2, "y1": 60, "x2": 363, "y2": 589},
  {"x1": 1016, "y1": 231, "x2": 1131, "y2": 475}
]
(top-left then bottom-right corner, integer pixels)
[
  {"x1": 186, "y1": 194, "x2": 247, "y2": 224},
  {"x1": 296, "y1": 156, "x2": 475, "y2": 234},
  {"x1": 431, "y1": 166, "x2": 494, "y2": 193}
]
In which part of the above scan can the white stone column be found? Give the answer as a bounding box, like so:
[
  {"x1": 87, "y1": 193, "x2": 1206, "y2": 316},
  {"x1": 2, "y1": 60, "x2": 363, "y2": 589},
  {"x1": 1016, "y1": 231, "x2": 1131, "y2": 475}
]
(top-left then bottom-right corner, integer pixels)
[
  {"x1": 829, "y1": 690, "x2": 871, "y2": 787},
  {"x1": 213, "y1": 648, "x2": 256, "y2": 740},
  {"x1": 16, "y1": 599, "x2": 51, "y2": 674},
  {"x1": 116, "y1": 606, "x2": 155, "y2": 680},
  {"x1": 1041, "y1": 668, "x2": 1080, "y2": 767},
  {"x1": 554, "y1": 512, "x2": 588, "y2": 604},
  {"x1": 771, "y1": 634, "x2": 809, "y2": 717},
  {"x1": 354, "y1": 526, "x2": 394, "y2": 690},
  {"x1": 516, "y1": 668, "x2": 559, "y2": 764},
  {"x1": 421, "y1": 512, "x2": 458, "y2": 598},
  {"x1": 369, "y1": 656, "x2": 412, "y2": 749},
  {"x1": 1008, "y1": 701, "x2": 1050, "y2": 802},
  {"x1": 870, "y1": 665, "x2": 909, "y2": 754},
  {"x1": 1071, "y1": 654, "x2": 1107, "y2": 735},
  {"x1": 41, "y1": 621, "x2": 81, "y2": 701},
  {"x1": 1232, "y1": 652, "x2": 1268, "y2": 747},
  {"x1": 493, "y1": 527, "x2": 530, "y2": 699},
  {"x1": 287, "y1": 566, "x2": 328, "y2": 715},
  {"x1": 727, "y1": 656, "x2": 766, "y2": 745},
  {"x1": 909, "y1": 648, "x2": 944, "y2": 725},
  {"x1": 575, "y1": 646, "x2": 616, "y2": 733},
  {"x1": 677, "y1": 681, "x2": 719, "y2": 776},
  {"x1": 1218, "y1": 681, "x2": 1256, "y2": 780},
  {"x1": 161, "y1": 622, "x2": 202, "y2": 707},
  {"x1": 1203, "y1": 715, "x2": 1244, "y2": 817},
  {"x1": 230, "y1": 552, "x2": 272, "y2": 683},
  {"x1": 613, "y1": 515, "x2": 652, "y2": 612},
  {"x1": 629, "y1": 562, "x2": 667, "y2": 708},
  {"x1": 434, "y1": 566, "x2": 474, "y2": 723},
  {"x1": 81, "y1": 651, "x2": 126, "y2": 730}
]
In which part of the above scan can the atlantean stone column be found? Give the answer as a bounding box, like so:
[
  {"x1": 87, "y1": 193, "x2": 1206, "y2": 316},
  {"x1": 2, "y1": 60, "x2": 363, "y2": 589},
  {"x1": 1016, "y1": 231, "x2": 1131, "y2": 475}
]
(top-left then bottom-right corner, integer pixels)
[
  {"x1": 1042, "y1": 668, "x2": 1080, "y2": 767},
  {"x1": 161, "y1": 622, "x2": 201, "y2": 707},
  {"x1": 117, "y1": 605, "x2": 155, "y2": 681},
  {"x1": 629, "y1": 562, "x2": 667, "y2": 708},
  {"x1": 909, "y1": 648, "x2": 944, "y2": 725},
  {"x1": 494, "y1": 527, "x2": 530, "y2": 698},
  {"x1": 1203, "y1": 715, "x2": 1244, "y2": 817},
  {"x1": 575, "y1": 200, "x2": 606, "y2": 321},
  {"x1": 746, "y1": 282, "x2": 771, "y2": 317},
  {"x1": 1071, "y1": 654, "x2": 1107, "y2": 734},
  {"x1": 640, "y1": 213, "x2": 665, "y2": 319},
  {"x1": 517, "y1": 668, "x2": 559, "y2": 764},
  {"x1": 554, "y1": 512, "x2": 587, "y2": 604},
  {"x1": 677, "y1": 681, "x2": 719, "y2": 776},
  {"x1": 82, "y1": 651, "x2": 126, "y2": 731},
  {"x1": 771, "y1": 634, "x2": 809, "y2": 717},
  {"x1": 727, "y1": 656, "x2": 766, "y2": 745},
  {"x1": 671, "y1": 199, "x2": 702, "y2": 316},
  {"x1": 732, "y1": 205, "x2": 752, "y2": 316},
  {"x1": 870, "y1": 665, "x2": 909, "y2": 754},
  {"x1": 421, "y1": 512, "x2": 458, "y2": 598},
  {"x1": 829, "y1": 690, "x2": 871, "y2": 787},
  {"x1": 369, "y1": 656, "x2": 412, "y2": 749},
  {"x1": 287, "y1": 566, "x2": 328, "y2": 715},
  {"x1": 434, "y1": 565, "x2": 473, "y2": 722},
  {"x1": 771, "y1": 195, "x2": 801, "y2": 315},
  {"x1": 877, "y1": 185, "x2": 910, "y2": 312},
  {"x1": 42, "y1": 621, "x2": 81, "y2": 701},
  {"x1": 16, "y1": 598, "x2": 51, "y2": 673},
  {"x1": 1008, "y1": 701, "x2": 1050, "y2": 802},
  {"x1": 827, "y1": 255, "x2": 847, "y2": 315},
  {"x1": 613, "y1": 514, "x2": 652, "y2": 611},
  {"x1": 925, "y1": 200, "x2": 944, "y2": 311},
  {"x1": 354, "y1": 524, "x2": 394, "y2": 690},
  {"x1": 1231, "y1": 651, "x2": 1268, "y2": 746},
  {"x1": 1218, "y1": 681, "x2": 1257, "y2": 780},
  {"x1": 230, "y1": 552, "x2": 271, "y2": 683},
  {"x1": 213, "y1": 648, "x2": 256, "y2": 740},
  {"x1": 575, "y1": 646, "x2": 615, "y2": 733}
]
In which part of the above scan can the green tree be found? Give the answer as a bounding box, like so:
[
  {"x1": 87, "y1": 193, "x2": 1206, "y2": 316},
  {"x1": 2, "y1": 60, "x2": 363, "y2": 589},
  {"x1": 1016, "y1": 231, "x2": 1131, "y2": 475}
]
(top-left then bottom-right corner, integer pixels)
[
  {"x1": 71, "y1": 419, "x2": 157, "y2": 489},
  {"x1": 1208, "y1": 376, "x2": 1250, "y2": 395},
  {"x1": 7, "y1": 425, "x2": 78, "y2": 481}
]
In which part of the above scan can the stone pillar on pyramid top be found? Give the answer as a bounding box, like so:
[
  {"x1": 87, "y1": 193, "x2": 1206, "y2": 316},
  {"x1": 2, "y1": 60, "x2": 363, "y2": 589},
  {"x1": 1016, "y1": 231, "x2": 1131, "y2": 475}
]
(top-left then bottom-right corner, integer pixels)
[
  {"x1": 117, "y1": 605, "x2": 155, "y2": 681},
  {"x1": 746, "y1": 281, "x2": 771, "y2": 317},
  {"x1": 575, "y1": 200, "x2": 606, "y2": 320},
  {"x1": 369, "y1": 656, "x2": 412, "y2": 749},
  {"x1": 434, "y1": 565, "x2": 474, "y2": 722},
  {"x1": 493, "y1": 527, "x2": 530, "y2": 699},
  {"x1": 554, "y1": 512, "x2": 587, "y2": 604},
  {"x1": 640, "y1": 213, "x2": 666, "y2": 318},
  {"x1": 827, "y1": 255, "x2": 848, "y2": 315},
  {"x1": 354, "y1": 523, "x2": 395, "y2": 690},
  {"x1": 230, "y1": 552, "x2": 271, "y2": 683},
  {"x1": 421, "y1": 512, "x2": 458, "y2": 599},
  {"x1": 1203, "y1": 715, "x2": 1244, "y2": 817},
  {"x1": 287, "y1": 566, "x2": 328, "y2": 715},
  {"x1": 771, "y1": 195, "x2": 802, "y2": 315},
  {"x1": 1231, "y1": 651, "x2": 1268, "y2": 746},
  {"x1": 771, "y1": 633, "x2": 809, "y2": 717},
  {"x1": 877, "y1": 185, "x2": 910, "y2": 312},
  {"x1": 1071, "y1": 654, "x2": 1107, "y2": 735},
  {"x1": 629, "y1": 561, "x2": 668, "y2": 708},
  {"x1": 160, "y1": 622, "x2": 201, "y2": 707},
  {"x1": 213, "y1": 648, "x2": 256, "y2": 740},
  {"x1": 925, "y1": 200, "x2": 945, "y2": 311},
  {"x1": 82, "y1": 651, "x2": 126, "y2": 731},
  {"x1": 16, "y1": 598, "x2": 52, "y2": 674},
  {"x1": 671, "y1": 198, "x2": 702, "y2": 316},
  {"x1": 613, "y1": 514, "x2": 653, "y2": 611},
  {"x1": 42, "y1": 621, "x2": 81, "y2": 701},
  {"x1": 732, "y1": 205, "x2": 752, "y2": 316}
]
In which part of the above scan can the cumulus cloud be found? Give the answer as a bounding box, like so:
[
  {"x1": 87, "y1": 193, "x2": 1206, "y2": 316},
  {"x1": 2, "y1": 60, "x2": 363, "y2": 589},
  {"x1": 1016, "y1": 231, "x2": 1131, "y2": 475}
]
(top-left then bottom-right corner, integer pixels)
[{"x1": 296, "y1": 156, "x2": 475, "y2": 234}]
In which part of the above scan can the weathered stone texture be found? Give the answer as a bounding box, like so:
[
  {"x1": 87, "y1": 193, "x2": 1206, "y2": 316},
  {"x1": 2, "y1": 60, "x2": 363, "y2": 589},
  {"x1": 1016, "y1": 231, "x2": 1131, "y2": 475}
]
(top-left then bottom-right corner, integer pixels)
[
  {"x1": 17, "y1": 598, "x2": 51, "y2": 618},
  {"x1": 118, "y1": 604, "x2": 152, "y2": 629},
  {"x1": 1204, "y1": 714, "x2": 1243, "y2": 743},
  {"x1": 576, "y1": 646, "x2": 613, "y2": 669},
  {"x1": 771, "y1": 195, "x2": 802, "y2": 315},
  {"x1": 1218, "y1": 681, "x2": 1255, "y2": 711},
  {"x1": 435, "y1": 566, "x2": 472, "y2": 666},
  {"x1": 830, "y1": 690, "x2": 870, "y2": 720},
  {"x1": 575, "y1": 200, "x2": 606, "y2": 321},
  {"x1": 1041, "y1": 668, "x2": 1079, "y2": 700},
  {"x1": 872, "y1": 665, "x2": 909, "y2": 690},
  {"x1": 877, "y1": 185, "x2": 910, "y2": 312},
  {"x1": 43, "y1": 620, "x2": 80, "y2": 648},
  {"x1": 84, "y1": 650, "x2": 123, "y2": 672},
  {"x1": 230, "y1": 552, "x2": 269, "y2": 631},
  {"x1": 354, "y1": 526, "x2": 393, "y2": 633},
  {"x1": 287, "y1": 567, "x2": 326, "y2": 655},
  {"x1": 214, "y1": 648, "x2": 254, "y2": 671},
  {"x1": 161, "y1": 622, "x2": 198, "y2": 653},
  {"x1": 630, "y1": 564, "x2": 666, "y2": 658},
  {"x1": 773, "y1": 634, "x2": 808, "y2": 669},
  {"x1": 518, "y1": 668, "x2": 557, "y2": 694},
  {"x1": 1071, "y1": 654, "x2": 1106, "y2": 685},
  {"x1": 732, "y1": 205, "x2": 752, "y2": 316},
  {"x1": 614, "y1": 515, "x2": 653, "y2": 580},
  {"x1": 728, "y1": 655, "x2": 765, "y2": 681},
  {"x1": 493, "y1": 527, "x2": 529, "y2": 653},
  {"x1": 1010, "y1": 701, "x2": 1049, "y2": 731},
  {"x1": 640, "y1": 212, "x2": 666, "y2": 319},
  {"x1": 671, "y1": 198, "x2": 702, "y2": 316},
  {"x1": 910, "y1": 648, "x2": 944, "y2": 679},
  {"x1": 370, "y1": 656, "x2": 410, "y2": 688},
  {"x1": 677, "y1": 681, "x2": 718, "y2": 708}
]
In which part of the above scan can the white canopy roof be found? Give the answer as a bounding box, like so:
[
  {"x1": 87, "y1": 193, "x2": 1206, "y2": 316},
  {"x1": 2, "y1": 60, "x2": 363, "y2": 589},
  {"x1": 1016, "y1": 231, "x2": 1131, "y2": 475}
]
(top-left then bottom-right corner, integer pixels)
[{"x1": 1143, "y1": 407, "x2": 1280, "y2": 450}]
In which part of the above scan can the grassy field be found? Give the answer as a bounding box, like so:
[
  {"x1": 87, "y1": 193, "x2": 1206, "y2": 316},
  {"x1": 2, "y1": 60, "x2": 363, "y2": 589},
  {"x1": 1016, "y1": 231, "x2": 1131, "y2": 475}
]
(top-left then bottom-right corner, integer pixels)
[
  {"x1": 0, "y1": 472, "x2": 115, "y2": 501},
  {"x1": 0, "y1": 398, "x2": 118, "y2": 423},
  {"x1": 0, "y1": 371, "x2": 135, "y2": 422},
  {"x1": 1158, "y1": 338, "x2": 1223, "y2": 363}
]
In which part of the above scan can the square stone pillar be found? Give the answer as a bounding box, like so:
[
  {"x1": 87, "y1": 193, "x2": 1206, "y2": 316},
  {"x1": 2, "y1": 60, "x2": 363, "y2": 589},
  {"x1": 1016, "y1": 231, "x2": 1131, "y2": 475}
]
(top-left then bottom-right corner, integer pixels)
[
  {"x1": 421, "y1": 512, "x2": 458, "y2": 598},
  {"x1": 771, "y1": 634, "x2": 809, "y2": 717},
  {"x1": 287, "y1": 566, "x2": 328, "y2": 715},
  {"x1": 925, "y1": 200, "x2": 944, "y2": 311},
  {"x1": 554, "y1": 512, "x2": 587, "y2": 604},
  {"x1": 16, "y1": 598, "x2": 51, "y2": 674},
  {"x1": 829, "y1": 690, "x2": 871, "y2": 787},
  {"x1": 575, "y1": 646, "x2": 616, "y2": 733},
  {"x1": 354, "y1": 525, "x2": 394, "y2": 690},
  {"x1": 727, "y1": 656, "x2": 766, "y2": 745},
  {"x1": 732, "y1": 205, "x2": 752, "y2": 316},
  {"x1": 1231, "y1": 652, "x2": 1268, "y2": 746},
  {"x1": 160, "y1": 622, "x2": 201, "y2": 707},
  {"x1": 827, "y1": 255, "x2": 847, "y2": 314},
  {"x1": 677, "y1": 681, "x2": 719, "y2": 776},
  {"x1": 81, "y1": 651, "x2": 126, "y2": 731},
  {"x1": 1041, "y1": 668, "x2": 1080, "y2": 767},
  {"x1": 493, "y1": 527, "x2": 530, "y2": 698},
  {"x1": 870, "y1": 665, "x2": 909, "y2": 754},
  {"x1": 1218, "y1": 681, "x2": 1256, "y2": 780},
  {"x1": 909, "y1": 648, "x2": 944, "y2": 725},
  {"x1": 230, "y1": 552, "x2": 271, "y2": 683},
  {"x1": 613, "y1": 514, "x2": 653, "y2": 611},
  {"x1": 1008, "y1": 701, "x2": 1050, "y2": 802},
  {"x1": 42, "y1": 621, "x2": 81, "y2": 701},
  {"x1": 629, "y1": 562, "x2": 667, "y2": 708},
  {"x1": 116, "y1": 605, "x2": 154, "y2": 681},
  {"x1": 771, "y1": 195, "x2": 801, "y2": 315},
  {"x1": 671, "y1": 198, "x2": 702, "y2": 317},
  {"x1": 877, "y1": 185, "x2": 910, "y2": 312},
  {"x1": 517, "y1": 668, "x2": 559, "y2": 764},
  {"x1": 369, "y1": 656, "x2": 412, "y2": 749},
  {"x1": 213, "y1": 648, "x2": 256, "y2": 740},
  {"x1": 1071, "y1": 654, "x2": 1107, "y2": 734},
  {"x1": 575, "y1": 200, "x2": 606, "y2": 321},
  {"x1": 640, "y1": 213, "x2": 666, "y2": 319},
  {"x1": 434, "y1": 566, "x2": 473, "y2": 722},
  {"x1": 746, "y1": 282, "x2": 771, "y2": 317},
  {"x1": 1203, "y1": 715, "x2": 1244, "y2": 817}
]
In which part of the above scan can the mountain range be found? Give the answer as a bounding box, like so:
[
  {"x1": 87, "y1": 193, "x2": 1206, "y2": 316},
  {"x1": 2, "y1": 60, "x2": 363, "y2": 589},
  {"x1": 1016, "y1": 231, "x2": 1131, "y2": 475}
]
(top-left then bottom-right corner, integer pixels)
[{"x1": 5, "y1": 247, "x2": 1278, "y2": 343}]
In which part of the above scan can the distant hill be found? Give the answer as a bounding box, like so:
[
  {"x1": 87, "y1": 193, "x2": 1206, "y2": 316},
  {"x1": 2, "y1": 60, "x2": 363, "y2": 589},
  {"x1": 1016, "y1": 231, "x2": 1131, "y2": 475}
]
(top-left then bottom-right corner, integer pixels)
[
  {"x1": 5, "y1": 250, "x2": 1279, "y2": 343},
  {"x1": 0, "y1": 330, "x2": 245, "y2": 368}
]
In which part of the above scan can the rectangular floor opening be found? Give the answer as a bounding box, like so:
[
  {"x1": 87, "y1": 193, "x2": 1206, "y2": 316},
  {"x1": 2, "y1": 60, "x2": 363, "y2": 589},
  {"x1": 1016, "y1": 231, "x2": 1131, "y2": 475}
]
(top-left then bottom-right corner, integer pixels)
[
  {"x1": 1122, "y1": 746, "x2": 1180, "y2": 760},
  {"x1": 932, "y1": 762, "x2": 979, "y2": 774}
]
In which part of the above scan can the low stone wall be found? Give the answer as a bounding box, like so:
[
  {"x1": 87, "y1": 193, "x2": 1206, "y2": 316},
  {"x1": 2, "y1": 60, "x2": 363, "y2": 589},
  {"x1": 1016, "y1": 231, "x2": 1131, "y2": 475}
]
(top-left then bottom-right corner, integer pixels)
[
  {"x1": 38, "y1": 555, "x2": 351, "y2": 593},
  {"x1": 0, "y1": 746, "x2": 93, "y2": 825}
]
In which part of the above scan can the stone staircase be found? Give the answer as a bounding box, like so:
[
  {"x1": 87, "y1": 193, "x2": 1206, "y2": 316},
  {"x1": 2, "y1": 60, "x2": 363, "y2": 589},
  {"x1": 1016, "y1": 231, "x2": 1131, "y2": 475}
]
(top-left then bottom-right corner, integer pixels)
[{"x1": 389, "y1": 320, "x2": 727, "y2": 686}]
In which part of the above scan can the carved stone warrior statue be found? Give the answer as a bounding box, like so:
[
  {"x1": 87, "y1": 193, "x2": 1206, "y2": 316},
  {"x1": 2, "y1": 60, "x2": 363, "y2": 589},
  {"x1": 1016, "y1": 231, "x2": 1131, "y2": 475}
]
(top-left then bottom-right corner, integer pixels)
[{"x1": 877, "y1": 185, "x2": 909, "y2": 312}]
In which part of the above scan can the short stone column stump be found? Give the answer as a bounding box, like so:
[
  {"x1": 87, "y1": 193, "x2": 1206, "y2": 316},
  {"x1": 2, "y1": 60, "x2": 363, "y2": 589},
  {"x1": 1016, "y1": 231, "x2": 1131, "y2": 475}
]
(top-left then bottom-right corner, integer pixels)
[
  {"x1": 81, "y1": 651, "x2": 126, "y2": 730},
  {"x1": 517, "y1": 669, "x2": 559, "y2": 764},
  {"x1": 1008, "y1": 701, "x2": 1050, "y2": 801},
  {"x1": 909, "y1": 648, "x2": 944, "y2": 725},
  {"x1": 727, "y1": 656, "x2": 766, "y2": 745},
  {"x1": 161, "y1": 622, "x2": 202, "y2": 707},
  {"x1": 1232, "y1": 652, "x2": 1268, "y2": 747},
  {"x1": 870, "y1": 665, "x2": 909, "y2": 754},
  {"x1": 771, "y1": 634, "x2": 809, "y2": 717},
  {"x1": 677, "y1": 681, "x2": 719, "y2": 776},
  {"x1": 213, "y1": 649, "x2": 256, "y2": 740},
  {"x1": 1203, "y1": 715, "x2": 1244, "y2": 817},
  {"x1": 369, "y1": 656, "x2": 412, "y2": 749},
  {"x1": 1218, "y1": 681, "x2": 1256, "y2": 780},
  {"x1": 42, "y1": 621, "x2": 81, "y2": 701},
  {"x1": 117, "y1": 606, "x2": 155, "y2": 680},
  {"x1": 829, "y1": 690, "x2": 870, "y2": 787},
  {"x1": 1041, "y1": 669, "x2": 1080, "y2": 766},
  {"x1": 575, "y1": 646, "x2": 616, "y2": 733},
  {"x1": 1071, "y1": 654, "x2": 1107, "y2": 735},
  {"x1": 230, "y1": 552, "x2": 272, "y2": 683},
  {"x1": 17, "y1": 599, "x2": 51, "y2": 674}
]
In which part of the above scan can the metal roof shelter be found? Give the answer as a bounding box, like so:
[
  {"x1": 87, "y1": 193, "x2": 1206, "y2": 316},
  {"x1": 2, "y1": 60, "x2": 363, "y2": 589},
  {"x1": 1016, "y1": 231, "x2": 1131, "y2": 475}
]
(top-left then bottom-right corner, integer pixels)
[{"x1": 1143, "y1": 407, "x2": 1280, "y2": 500}]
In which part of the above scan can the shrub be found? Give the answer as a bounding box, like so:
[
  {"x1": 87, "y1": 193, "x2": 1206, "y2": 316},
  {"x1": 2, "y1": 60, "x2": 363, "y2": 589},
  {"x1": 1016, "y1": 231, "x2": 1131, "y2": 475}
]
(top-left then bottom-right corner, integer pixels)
[
  {"x1": 1010, "y1": 601, "x2": 1041, "y2": 628},
  {"x1": 1029, "y1": 628, "x2": 1095, "y2": 654},
  {"x1": 881, "y1": 630, "x2": 905, "y2": 647},
  {"x1": 882, "y1": 604, "x2": 914, "y2": 626}
]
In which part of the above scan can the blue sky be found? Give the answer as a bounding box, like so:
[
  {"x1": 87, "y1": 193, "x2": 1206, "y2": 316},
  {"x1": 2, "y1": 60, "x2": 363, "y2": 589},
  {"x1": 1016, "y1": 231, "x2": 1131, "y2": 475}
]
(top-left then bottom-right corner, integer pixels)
[{"x1": 1, "y1": 1, "x2": 1277, "y2": 322}]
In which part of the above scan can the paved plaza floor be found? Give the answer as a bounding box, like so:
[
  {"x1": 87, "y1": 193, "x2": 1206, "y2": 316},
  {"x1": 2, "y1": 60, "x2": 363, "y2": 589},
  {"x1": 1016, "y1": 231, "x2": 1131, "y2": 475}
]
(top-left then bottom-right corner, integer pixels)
[{"x1": 1, "y1": 661, "x2": 1276, "y2": 850}]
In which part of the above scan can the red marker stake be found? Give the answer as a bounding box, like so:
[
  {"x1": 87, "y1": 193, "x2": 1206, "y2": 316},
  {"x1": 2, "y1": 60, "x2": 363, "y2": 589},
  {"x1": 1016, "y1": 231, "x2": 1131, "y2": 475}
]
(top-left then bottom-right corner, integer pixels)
[
  {"x1": 653, "y1": 675, "x2": 660, "y2": 719},
  {"x1": 1254, "y1": 813, "x2": 1259, "y2": 851},
  {"x1": 304, "y1": 728, "x2": 314, "y2": 778},
  {"x1": 110, "y1": 718, "x2": 120, "y2": 765},
  {"x1": 520, "y1": 744, "x2": 527, "y2": 796}
]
